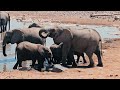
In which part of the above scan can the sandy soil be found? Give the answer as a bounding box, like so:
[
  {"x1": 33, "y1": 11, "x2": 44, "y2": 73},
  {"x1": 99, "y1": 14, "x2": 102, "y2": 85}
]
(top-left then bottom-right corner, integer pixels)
[{"x1": 0, "y1": 11, "x2": 120, "y2": 79}]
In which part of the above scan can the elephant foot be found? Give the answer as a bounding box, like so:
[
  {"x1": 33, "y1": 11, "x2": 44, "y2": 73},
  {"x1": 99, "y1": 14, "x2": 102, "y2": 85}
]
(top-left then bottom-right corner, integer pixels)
[
  {"x1": 72, "y1": 64, "x2": 77, "y2": 67},
  {"x1": 30, "y1": 65, "x2": 34, "y2": 68},
  {"x1": 3, "y1": 54, "x2": 7, "y2": 57},
  {"x1": 67, "y1": 62, "x2": 72, "y2": 65},
  {"x1": 13, "y1": 66, "x2": 17, "y2": 69},
  {"x1": 97, "y1": 63, "x2": 103, "y2": 67},
  {"x1": 61, "y1": 63, "x2": 67, "y2": 67},
  {"x1": 72, "y1": 62, "x2": 77, "y2": 67},
  {"x1": 88, "y1": 64, "x2": 94, "y2": 68},
  {"x1": 37, "y1": 68, "x2": 42, "y2": 72}
]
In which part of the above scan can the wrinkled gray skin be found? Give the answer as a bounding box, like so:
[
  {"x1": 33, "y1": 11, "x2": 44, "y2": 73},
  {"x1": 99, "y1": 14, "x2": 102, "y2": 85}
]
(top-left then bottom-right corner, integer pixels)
[
  {"x1": 50, "y1": 43, "x2": 87, "y2": 64},
  {"x1": 39, "y1": 26, "x2": 103, "y2": 67},
  {"x1": 14, "y1": 41, "x2": 52, "y2": 71},
  {"x1": 28, "y1": 23, "x2": 41, "y2": 28},
  {"x1": 0, "y1": 12, "x2": 10, "y2": 33},
  {"x1": 2, "y1": 28, "x2": 46, "y2": 56},
  {"x1": 50, "y1": 43, "x2": 63, "y2": 64}
]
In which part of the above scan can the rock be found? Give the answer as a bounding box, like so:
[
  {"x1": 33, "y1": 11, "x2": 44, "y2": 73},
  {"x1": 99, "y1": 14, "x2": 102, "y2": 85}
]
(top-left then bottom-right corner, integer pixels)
[
  {"x1": 110, "y1": 75, "x2": 113, "y2": 77},
  {"x1": 51, "y1": 64, "x2": 68, "y2": 72}
]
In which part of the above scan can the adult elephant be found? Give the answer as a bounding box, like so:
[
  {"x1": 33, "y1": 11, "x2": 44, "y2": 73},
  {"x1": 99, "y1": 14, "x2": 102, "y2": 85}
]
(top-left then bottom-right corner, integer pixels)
[
  {"x1": 0, "y1": 11, "x2": 10, "y2": 33},
  {"x1": 39, "y1": 26, "x2": 103, "y2": 67},
  {"x1": 2, "y1": 28, "x2": 46, "y2": 56}
]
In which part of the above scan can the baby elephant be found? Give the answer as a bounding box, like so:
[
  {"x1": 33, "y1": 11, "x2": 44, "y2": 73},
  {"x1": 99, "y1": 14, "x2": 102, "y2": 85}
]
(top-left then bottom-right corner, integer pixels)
[
  {"x1": 50, "y1": 43, "x2": 87, "y2": 64},
  {"x1": 14, "y1": 41, "x2": 52, "y2": 71}
]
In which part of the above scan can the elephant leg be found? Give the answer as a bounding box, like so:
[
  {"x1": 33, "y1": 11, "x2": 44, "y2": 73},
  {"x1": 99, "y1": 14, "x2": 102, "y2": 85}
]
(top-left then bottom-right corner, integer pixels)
[
  {"x1": 67, "y1": 55, "x2": 72, "y2": 65},
  {"x1": 0, "y1": 26, "x2": 1, "y2": 33},
  {"x1": 51, "y1": 57, "x2": 55, "y2": 64},
  {"x1": 31, "y1": 59, "x2": 36, "y2": 68},
  {"x1": 1, "y1": 26, "x2": 3, "y2": 39},
  {"x1": 4, "y1": 25, "x2": 7, "y2": 32},
  {"x1": 81, "y1": 53, "x2": 87, "y2": 64},
  {"x1": 37, "y1": 58, "x2": 44, "y2": 71},
  {"x1": 86, "y1": 52, "x2": 94, "y2": 68},
  {"x1": 61, "y1": 43, "x2": 71, "y2": 66},
  {"x1": 76, "y1": 55, "x2": 80, "y2": 63},
  {"x1": 94, "y1": 46, "x2": 103, "y2": 67},
  {"x1": 67, "y1": 57, "x2": 72, "y2": 65},
  {"x1": 67, "y1": 49, "x2": 77, "y2": 67},
  {"x1": 19, "y1": 61, "x2": 22, "y2": 67},
  {"x1": 57, "y1": 58, "x2": 61, "y2": 64},
  {"x1": 2, "y1": 25, "x2": 5, "y2": 32},
  {"x1": 13, "y1": 60, "x2": 20, "y2": 69}
]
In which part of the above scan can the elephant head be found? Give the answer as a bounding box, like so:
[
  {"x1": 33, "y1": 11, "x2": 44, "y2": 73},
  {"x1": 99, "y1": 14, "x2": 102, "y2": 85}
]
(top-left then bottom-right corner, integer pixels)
[
  {"x1": 39, "y1": 26, "x2": 73, "y2": 43},
  {"x1": 2, "y1": 29, "x2": 24, "y2": 56},
  {"x1": 39, "y1": 26, "x2": 63, "y2": 38}
]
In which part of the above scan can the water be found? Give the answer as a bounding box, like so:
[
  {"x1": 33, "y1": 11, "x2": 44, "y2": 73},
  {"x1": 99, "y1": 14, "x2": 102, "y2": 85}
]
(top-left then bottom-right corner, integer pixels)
[{"x1": 0, "y1": 20, "x2": 120, "y2": 72}]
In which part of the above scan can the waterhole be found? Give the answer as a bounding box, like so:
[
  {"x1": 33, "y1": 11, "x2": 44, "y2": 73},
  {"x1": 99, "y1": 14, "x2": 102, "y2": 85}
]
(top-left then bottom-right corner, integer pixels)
[{"x1": 0, "y1": 20, "x2": 120, "y2": 72}]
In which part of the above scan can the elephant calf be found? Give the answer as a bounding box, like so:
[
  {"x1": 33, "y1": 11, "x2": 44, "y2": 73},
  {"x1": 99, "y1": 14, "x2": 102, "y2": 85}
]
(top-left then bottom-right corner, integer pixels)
[
  {"x1": 14, "y1": 41, "x2": 53, "y2": 71},
  {"x1": 50, "y1": 43, "x2": 87, "y2": 64}
]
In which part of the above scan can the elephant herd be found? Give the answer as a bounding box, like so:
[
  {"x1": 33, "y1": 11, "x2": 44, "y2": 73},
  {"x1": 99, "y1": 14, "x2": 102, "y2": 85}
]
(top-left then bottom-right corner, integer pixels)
[{"x1": 2, "y1": 13, "x2": 103, "y2": 71}]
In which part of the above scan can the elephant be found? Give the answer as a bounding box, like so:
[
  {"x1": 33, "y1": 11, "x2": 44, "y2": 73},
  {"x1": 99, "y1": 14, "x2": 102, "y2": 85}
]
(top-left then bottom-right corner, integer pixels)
[
  {"x1": 50, "y1": 43, "x2": 63, "y2": 64},
  {"x1": 39, "y1": 26, "x2": 103, "y2": 67},
  {"x1": 2, "y1": 28, "x2": 46, "y2": 56},
  {"x1": 0, "y1": 11, "x2": 10, "y2": 39},
  {"x1": 50, "y1": 43, "x2": 87, "y2": 64},
  {"x1": 14, "y1": 41, "x2": 53, "y2": 71},
  {"x1": 28, "y1": 23, "x2": 41, "y2": 28}
]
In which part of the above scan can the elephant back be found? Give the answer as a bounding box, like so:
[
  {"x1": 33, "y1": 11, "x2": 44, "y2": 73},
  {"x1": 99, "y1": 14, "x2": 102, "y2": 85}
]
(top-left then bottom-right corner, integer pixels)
[{"x1": 20, "y1": 28, "x2": 46, "y2": 45}]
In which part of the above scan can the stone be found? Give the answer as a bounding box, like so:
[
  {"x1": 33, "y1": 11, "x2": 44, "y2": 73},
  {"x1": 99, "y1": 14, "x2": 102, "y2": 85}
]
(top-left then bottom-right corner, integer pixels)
[{"x1": 51, "y1": 64, "x2": 68, "y2": 72}]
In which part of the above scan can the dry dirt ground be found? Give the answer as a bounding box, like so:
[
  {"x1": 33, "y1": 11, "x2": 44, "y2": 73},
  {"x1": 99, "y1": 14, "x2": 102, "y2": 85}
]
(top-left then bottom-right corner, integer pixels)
[{"x1": 0, "y1": 11, "x2": 120, "y2": 79}]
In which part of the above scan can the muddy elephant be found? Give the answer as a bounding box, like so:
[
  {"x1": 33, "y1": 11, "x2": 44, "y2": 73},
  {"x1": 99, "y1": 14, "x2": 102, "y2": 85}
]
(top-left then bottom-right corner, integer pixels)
[
  {"x1": 50, "y1": 43, "x2": 87, "y2": 64},
  {"x1": 0, "y1": 11, "x2": 10, "y2": 33},
  {"x1": 14, "y1": 41, "x2": 53, "y2": 71},
  {"x1": 2, "y1": 28, "x2": 46, "y2": 56},
  {"x1": 0, "y1": 12, "x2": 10, "y2": 40},
  {"x1": 28, "y1": 23, "x2": 41, "y2": 28},
  {"x1": 39, "y1": 26, "x2": 103, "y2": 67}
]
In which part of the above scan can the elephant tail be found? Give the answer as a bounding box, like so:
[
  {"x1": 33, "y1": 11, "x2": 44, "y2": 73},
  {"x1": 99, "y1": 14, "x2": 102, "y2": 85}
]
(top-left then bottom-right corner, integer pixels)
[
  {"x1": 99, "y1": 39, "x2": 103, "y2": 58},
  {"x1": 15, "y1": 47, "x2": 17, "y2": 60}
]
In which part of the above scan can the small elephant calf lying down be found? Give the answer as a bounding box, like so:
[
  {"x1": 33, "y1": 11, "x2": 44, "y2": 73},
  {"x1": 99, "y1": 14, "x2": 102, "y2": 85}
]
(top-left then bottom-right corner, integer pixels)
[
  {"x1": 14, "y1": 41, "x2": 52, "y2": 71},
  {"x1": 50, "y1": 43, "x2": 87, "y2": 64}
]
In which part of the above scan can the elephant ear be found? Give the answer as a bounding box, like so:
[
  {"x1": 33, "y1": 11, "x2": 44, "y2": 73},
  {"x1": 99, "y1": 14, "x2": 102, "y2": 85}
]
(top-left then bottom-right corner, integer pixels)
[
  {"x1": 11, "y1": 29, "x2": 24, "y2": 44},
  {"x1": 54, "y1": 28, "x2": 73, "y2": 44}
]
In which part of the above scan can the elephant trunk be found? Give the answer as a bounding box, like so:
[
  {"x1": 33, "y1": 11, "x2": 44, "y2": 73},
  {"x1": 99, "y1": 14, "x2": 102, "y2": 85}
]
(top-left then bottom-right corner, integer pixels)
[
  {"x1": 39, "y1": 29, "x2": 49, "y2": 38},
  {"x1": 2, "y1": 38, "x2": 7, "y2": 56}
]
